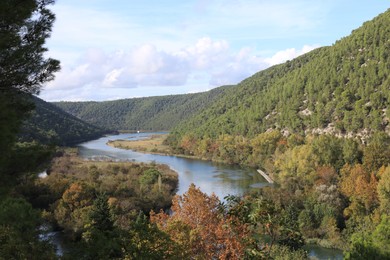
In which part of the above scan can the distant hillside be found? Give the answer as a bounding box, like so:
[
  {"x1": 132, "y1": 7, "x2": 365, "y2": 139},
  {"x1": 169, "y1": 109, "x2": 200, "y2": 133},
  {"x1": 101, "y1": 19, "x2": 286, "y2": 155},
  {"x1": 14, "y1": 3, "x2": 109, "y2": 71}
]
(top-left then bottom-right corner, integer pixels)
[
  {"x1": 53, "y1": 86, "x2": 231, "y2": 131},
  {"x1": 19, "y1": 96, "x2": 106, "y2": 145},
  {"x1": 170, "y1": 9, "x2": 389, "y2": 142}
]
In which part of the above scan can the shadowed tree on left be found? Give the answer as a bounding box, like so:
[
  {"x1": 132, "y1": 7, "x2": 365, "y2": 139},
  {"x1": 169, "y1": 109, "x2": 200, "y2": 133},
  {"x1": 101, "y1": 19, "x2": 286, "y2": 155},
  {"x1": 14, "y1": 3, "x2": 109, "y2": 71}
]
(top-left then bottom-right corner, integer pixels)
[{"x1": 0, "y1": 0, "x2": 60, "y2": 176}]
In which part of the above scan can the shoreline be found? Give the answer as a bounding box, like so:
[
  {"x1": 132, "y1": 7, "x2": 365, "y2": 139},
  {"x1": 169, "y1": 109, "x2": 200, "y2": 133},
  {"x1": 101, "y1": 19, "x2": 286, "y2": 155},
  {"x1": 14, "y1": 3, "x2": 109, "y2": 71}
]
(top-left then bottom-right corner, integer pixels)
[
  {"x1": 107, "y1": 139, "x2": 221, "y2": 162},
  {"x1": 107, "y1": 134, "x2": 216, "y2": 162},
  {"x1": 107, "y1": 134, "x2": 272, "y2": 178}
]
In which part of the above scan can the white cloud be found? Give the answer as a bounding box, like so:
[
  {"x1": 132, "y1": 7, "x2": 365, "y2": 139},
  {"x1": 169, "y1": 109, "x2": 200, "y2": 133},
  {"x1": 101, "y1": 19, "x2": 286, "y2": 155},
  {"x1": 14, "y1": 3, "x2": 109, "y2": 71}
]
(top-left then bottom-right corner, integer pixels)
[
  {"x1": 265, "y1": 45, "x2": 318, "y2": 65},
  {"x1": 42, "y1": 37, "x2": 318, "y2": 101},
  {"x1": 103, "y1": 68, "x2": 125, "y2": 87}
]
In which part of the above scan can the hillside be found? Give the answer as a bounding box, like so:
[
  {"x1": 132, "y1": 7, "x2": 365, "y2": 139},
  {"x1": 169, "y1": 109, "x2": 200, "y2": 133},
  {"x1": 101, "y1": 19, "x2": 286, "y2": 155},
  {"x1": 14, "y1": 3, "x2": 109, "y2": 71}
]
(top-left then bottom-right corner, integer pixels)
[
  {"x1": 53, "y1": 85, "x2": 231, "y2": 131},
  {"x1": 169, "y1": 9, "x2": 389, "y2": 142},
  {"x1": 19, "y1": 96, "x2": 106, "y2": 145}
]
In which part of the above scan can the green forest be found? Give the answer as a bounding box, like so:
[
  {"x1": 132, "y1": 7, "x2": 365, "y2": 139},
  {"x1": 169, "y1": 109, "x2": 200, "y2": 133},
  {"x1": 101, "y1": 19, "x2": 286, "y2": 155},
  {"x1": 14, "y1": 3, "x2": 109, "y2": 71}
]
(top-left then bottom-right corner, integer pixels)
[
  {"x1": 1, "y1": 1, "x2": 389, "y2": 259},
  {"x1": 170, "y1": 9, "x2": 389, "y2": 140},
  {"x1": 160, "y1": 9, "x2": 390, "y2": 258},
  {"x1": 19, "y1": 96, "x2": 107, "y2": 145},
  {"x1": 54, "y1": 85, "x2": 231, "y2": 131}
]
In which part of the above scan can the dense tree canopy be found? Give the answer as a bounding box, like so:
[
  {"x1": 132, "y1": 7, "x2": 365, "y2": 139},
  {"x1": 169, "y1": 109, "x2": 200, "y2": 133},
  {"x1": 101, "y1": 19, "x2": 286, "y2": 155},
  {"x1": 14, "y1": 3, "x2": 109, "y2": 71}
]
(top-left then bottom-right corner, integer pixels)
[
  {"x1": 19, "y1": 96, "x2": 106, "y2": 145},
  {"x1": 0, "y1": 0, "x2": 60, "y2": 173},
  {"x1": 0, "y1": 0, "x2": 60, "y2": 95},
  {"x1": 0, "y1": 1, "x2": 59, "y2": 257},
  {"x1": 54, "y1": 85, "x2": 231, "y2": 131},
  {"x1": 169, "y1": 9, "x2": 389, "y2": 143},
  {"x1": 1, "y1": 3, "x2": 389, "y2": 259}
]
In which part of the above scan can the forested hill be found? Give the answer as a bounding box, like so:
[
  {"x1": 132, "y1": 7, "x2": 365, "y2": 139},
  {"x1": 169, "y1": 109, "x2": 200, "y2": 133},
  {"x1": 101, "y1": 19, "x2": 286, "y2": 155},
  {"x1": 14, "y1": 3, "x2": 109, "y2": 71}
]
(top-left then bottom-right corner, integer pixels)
[
  {"x1": 170, "y1": 9, "x2": 389, "y2": 141},
  {"x1": 53, "y1": 85, "x2": 231, "y2": 131},
  {"x1": 19, "y1": 96, "x2": 106, "y2": 145}
]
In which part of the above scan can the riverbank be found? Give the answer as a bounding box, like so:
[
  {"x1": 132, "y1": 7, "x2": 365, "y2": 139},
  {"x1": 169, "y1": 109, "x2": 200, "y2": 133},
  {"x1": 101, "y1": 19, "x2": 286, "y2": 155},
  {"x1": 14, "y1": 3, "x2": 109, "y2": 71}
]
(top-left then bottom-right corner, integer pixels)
[
  {"x1": 107, "y1": 134, "x2": 172, "y2": 154},
  {"x1": 107, "y1": 134, "x2": 214, "y2": 161},
  {"x1": 78, "y1": 132, "x2": 346, "y2": 259},
  {"x1": 108, "y1": 134, "x2": 277, "y2": 184}
]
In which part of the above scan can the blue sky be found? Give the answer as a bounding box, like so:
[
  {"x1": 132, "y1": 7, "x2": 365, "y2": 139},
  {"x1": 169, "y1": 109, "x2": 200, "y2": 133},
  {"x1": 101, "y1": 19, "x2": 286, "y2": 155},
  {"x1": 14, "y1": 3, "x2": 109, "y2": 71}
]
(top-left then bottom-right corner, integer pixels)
[{"x1": 40, "y1": 0, "x2": 389, "y2": 101}]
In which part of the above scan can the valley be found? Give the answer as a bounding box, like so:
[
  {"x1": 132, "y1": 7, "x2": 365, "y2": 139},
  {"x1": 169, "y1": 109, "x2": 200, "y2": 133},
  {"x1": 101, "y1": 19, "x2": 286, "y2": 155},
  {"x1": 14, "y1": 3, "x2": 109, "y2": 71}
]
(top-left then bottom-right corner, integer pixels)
[{"x1": 1, "y1": 4, "x2": 389, "y2": 259}]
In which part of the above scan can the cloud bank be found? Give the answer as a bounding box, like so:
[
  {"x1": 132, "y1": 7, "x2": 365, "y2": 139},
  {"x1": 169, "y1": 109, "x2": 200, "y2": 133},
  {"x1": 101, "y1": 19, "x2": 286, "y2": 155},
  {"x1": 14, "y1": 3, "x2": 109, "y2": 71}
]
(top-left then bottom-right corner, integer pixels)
[{"x1": 43, "y1": 37, "x2": 316, "y2": 101}]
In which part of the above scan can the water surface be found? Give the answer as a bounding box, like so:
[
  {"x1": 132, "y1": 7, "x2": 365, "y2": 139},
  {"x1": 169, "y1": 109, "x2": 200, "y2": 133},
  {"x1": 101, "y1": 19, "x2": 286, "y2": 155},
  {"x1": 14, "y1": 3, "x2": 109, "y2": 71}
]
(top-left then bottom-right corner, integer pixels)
[
  {"x1": 78, "y1": 132, "x2": 268, "y2": 199},
  {"x1": 77, "y1": 133, "x2": 343, "y2": 259}
]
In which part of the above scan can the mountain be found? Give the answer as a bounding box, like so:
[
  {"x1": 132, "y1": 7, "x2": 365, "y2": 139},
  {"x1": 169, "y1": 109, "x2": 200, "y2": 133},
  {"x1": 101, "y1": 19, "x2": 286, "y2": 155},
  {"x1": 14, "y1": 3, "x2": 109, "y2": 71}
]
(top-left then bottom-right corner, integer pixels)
[
  {"x1": 53, "y1": 86, "x2": 231, "y2": 131},
  {"x1": 19, "y1": 96, "x2": 106, "y2": 145},
  {"x1": 169, "y1": 9, "x2": 389, "y2": 142}
]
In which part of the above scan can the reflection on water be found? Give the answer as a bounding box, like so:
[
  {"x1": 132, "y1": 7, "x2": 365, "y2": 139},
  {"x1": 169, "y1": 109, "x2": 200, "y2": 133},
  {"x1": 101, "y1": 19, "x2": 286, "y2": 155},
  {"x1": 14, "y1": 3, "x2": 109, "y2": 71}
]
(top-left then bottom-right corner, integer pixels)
[
  {"x1": 78, "y1": 132, "x2": 268, "y2": 199},
  {"x1": 304, "y1": 244, "x2": 343, "y2": 260},
  {"x1": 77, "y1": 133, "x2": 343, "y2": 259}
]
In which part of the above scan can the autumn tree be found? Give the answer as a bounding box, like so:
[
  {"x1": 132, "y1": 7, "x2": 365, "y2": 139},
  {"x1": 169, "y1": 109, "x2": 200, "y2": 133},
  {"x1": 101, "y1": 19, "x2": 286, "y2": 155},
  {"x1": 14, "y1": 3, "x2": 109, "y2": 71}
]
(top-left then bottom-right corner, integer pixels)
[
  {"x1": 249, "y1": 130, "x2": 283, "y2": 167},
  {"x1": 54, "y1": 182, "x2": 94, "y2": 237},
  {"x1": 274, "y1": 144, "x2": 318, "y2": 192},
  {"x1": 150, "y1": 184, "x2": 248, "y2": 259},
  {"x1": 124, "y1": 212, "x2": 185, "y2": 259},
  {"x1": 340, "y1": 164, "x2": 378, "y2": 218}
]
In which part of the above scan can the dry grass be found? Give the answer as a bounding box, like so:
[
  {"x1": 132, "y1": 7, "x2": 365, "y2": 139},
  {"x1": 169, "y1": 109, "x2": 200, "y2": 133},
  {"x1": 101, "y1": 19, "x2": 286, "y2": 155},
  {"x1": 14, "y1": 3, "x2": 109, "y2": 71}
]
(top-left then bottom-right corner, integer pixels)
[{"x1": 107, "y1": 134, "x2": 173, "y2": 154}]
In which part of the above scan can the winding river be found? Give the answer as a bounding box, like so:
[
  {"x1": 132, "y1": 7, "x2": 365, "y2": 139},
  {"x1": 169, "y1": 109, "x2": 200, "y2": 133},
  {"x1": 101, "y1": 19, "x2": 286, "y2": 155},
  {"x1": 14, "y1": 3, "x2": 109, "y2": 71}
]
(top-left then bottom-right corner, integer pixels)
[
  {"x1": 78, "y1": 132, "x2": 269, "y2": 199},
  {"x1": 76, "y1": 132, "x2": 343, "y2": 259}
]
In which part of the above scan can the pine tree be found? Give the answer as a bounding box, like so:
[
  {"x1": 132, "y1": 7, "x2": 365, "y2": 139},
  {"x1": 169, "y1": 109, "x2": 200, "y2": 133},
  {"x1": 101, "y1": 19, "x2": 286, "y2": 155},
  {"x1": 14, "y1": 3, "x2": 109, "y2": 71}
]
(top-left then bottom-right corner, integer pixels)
[{"x1": 0, "y1": 0, "x2": 60, "y2": 174}]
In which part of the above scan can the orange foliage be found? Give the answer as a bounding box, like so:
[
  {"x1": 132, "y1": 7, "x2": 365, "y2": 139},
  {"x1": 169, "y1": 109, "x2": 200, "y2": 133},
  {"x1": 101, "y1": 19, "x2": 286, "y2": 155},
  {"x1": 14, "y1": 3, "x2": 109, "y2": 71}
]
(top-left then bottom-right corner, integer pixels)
[
  {"x1": 340, "y1": 164, "x2": 379, "y2": 216},
  {"x1": 62, "y1": 182, "x2": 92, "y2": 210},
  {"x1": 151, "y1": 184, "x2": 248, "y2": 259},
  {"x1": 180, "y1": 135, "x2": 197, "y2": 155},
  {"x1": 315, "y1": 166, "x2": 338, "y2": 186}
]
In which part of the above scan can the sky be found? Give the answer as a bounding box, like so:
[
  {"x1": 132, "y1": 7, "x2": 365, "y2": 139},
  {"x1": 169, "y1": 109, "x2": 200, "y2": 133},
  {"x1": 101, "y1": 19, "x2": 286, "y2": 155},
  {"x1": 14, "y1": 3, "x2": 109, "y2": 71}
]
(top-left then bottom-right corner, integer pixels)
[{"x1": 40, "y1": 0, "x2": 389, "y2": 101}]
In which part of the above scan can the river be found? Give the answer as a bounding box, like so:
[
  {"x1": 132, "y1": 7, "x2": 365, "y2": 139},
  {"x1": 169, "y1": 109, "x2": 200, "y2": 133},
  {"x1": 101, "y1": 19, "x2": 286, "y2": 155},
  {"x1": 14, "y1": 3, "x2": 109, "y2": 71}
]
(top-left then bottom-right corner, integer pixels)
[
  {"x1": 78, "y1": 132, "x2": 269, "y2": 199},
  {"x1": 76, "y1": 132, "x2": 343, "y2": 259}
]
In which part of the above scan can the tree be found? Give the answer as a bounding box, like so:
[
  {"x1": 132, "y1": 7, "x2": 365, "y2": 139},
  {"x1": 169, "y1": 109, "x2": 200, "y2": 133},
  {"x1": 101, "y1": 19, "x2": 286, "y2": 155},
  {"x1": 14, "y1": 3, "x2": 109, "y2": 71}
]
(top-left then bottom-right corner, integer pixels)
[
  {"x1": 0, "y1": 0, "x2": 60, "y2": 173},
  {"x1": 340, "y1": 164, "x2": 378, "y2": 218},
  {"x1": 54, "y1": 182, "x2": 94, "y2": 236},
  {"x1": 0, "y1": 0, "x2": 60, "y2": 95},
  {"x1": 150, "y1": 184, "x2": 248, "y2": 259},
  {"x1": 88, "y1": 193, "x2": 114, "y2": 232},
  {"x1": 363, "y1": 133, "x2": 390, "y2": 172},
  {"x1": 0, "y1": 198, "x2": 56, "y2": 258},
  {"x1": 124, "y1": 212, "x2": 185, "y2": 259},
  {"x1": 345, "y1": 216, "x2": 390, "y2": 260},
  {"x1": 80, "y1": 194, "x2": 122, "y2": 259},
  {"x1": 377, "y1": 166, "x2": 390, "y2": 214}
]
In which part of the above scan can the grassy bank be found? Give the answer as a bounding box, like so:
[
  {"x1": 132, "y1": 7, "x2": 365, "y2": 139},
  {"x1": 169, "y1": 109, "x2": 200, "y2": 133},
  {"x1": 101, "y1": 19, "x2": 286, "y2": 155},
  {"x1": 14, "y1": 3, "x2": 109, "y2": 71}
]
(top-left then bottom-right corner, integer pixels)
[{"x1": 107, "y1": 134, "x2": 173, "y2": 155}]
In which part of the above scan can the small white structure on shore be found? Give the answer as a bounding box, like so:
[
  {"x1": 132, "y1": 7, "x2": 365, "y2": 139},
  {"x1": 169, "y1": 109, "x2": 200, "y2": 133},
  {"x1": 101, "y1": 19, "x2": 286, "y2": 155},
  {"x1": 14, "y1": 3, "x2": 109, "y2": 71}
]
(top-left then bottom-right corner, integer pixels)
[{"x1": 257, "y1": 169, "x2": 274, "y2": 183}]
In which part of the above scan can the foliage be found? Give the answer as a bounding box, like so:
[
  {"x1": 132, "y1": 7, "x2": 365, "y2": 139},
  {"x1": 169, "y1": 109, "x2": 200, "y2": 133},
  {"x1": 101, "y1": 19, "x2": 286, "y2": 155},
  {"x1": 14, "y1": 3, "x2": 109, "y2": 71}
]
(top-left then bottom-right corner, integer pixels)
[
  {"x1": 79, "y1": 194, "x2": 122, "y2": 259},
  {"x1": 0, "y1": 0, "x2": 59, "y2": 174},
  {"x1": 151, "y1": 184, "x2": 249, "y2": 259},
  {"x1": 268, "y1": 245, "x2": 308, "y2": 260},
  {"x1": 0, "y1": 197, "x2": 56, "y2": 259},
  {"x1": 39, "y1": 150, "x2": 178, "y2": 235},
  {"x1": 378, "y1": 167, "x2": 390, "y2": 215},
  {"x1": 340, "y1": 164, "x2": 378, "y2": 218},
  {"x1": 363, "y1": 132, "x2": 390, "y2": 172},
  {"x1": 1, "y1": 4, "x2": 389, "y2": 259},
  {"x1": 54, "y1": 85, "x2": 232, "y2": 131},
  {"x1": 344, "y1": 215, "x2": 390, "y2": 259},
  {"x1": 19, "y1": 96, "x2": 106, "y2": 146},
  {"x1": 123, "y1": 213, "x2": 184, "y2": 259},
  {"x1": 0, "y1": 0, "x2": 60, "y2": 95},
  {"x1": 168, "y1": 9, "x2": 389, "y2": 147}
]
